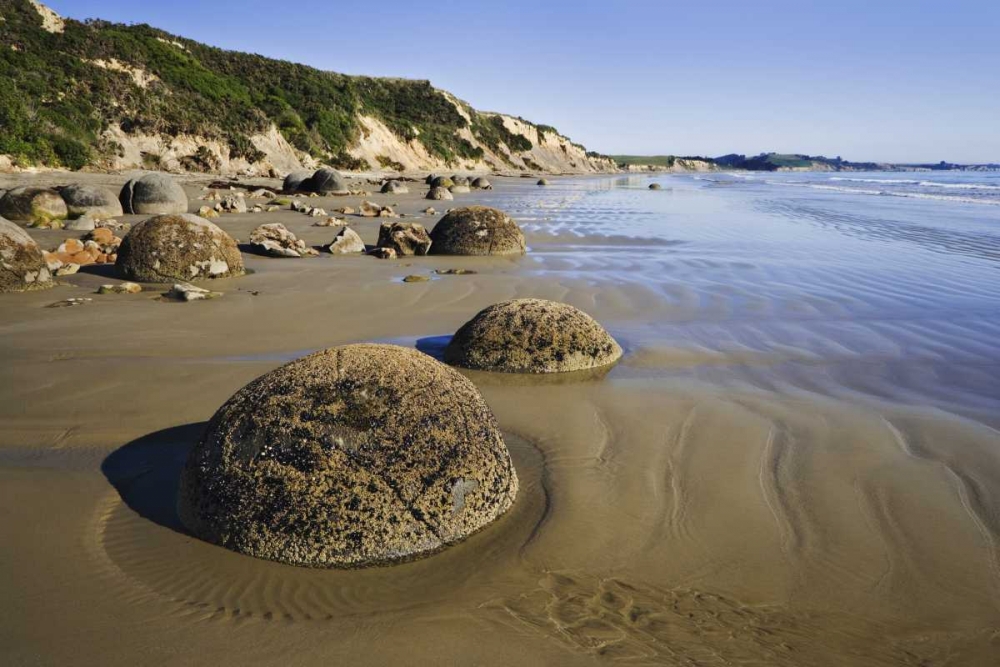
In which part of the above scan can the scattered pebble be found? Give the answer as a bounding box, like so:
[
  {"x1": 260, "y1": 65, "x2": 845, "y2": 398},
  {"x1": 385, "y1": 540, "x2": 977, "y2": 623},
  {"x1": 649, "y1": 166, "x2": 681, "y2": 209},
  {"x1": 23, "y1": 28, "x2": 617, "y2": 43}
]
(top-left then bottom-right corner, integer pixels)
[{"x1": 164, "y1": 283, "x2": 222, "y2": 302}]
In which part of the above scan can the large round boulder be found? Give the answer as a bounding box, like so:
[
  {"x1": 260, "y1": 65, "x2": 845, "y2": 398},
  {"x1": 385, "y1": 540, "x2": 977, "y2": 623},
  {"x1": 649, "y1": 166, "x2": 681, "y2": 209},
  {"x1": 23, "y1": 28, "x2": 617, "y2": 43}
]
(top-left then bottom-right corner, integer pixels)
[
  {"x1": 282, "y1": 170, "x2": 313, "y2": 193},
  {"x1": 0, "y1": 187, "x2": 68, "y2": 227},
  {"x1": 119, "y1": 173, "x2": 188, "y2": 215},
  {"x1": 60, "y1": 184, "x2": 124, "y2": 219},
  {"x1": 0, "y1": 217, "x2": 53, "y2": 292},
  {"x1": 449, "y1": 184, "x2": 471, "y2": 194},
  {"x1": 471, "y1": 177, "x2": 493, "y2": 190},
  {"x1": 380, "y1": 180, "x2": 409, "y2": 194},
  {"x1": 451, "y1": 176, "x2": 470, "y2": 186},
  {"x1": 304, "y1": 168, "x2": 349, "y2": 195},
  {"x1": 430, "y1": 176, "x2": 454, "y2": 189},
  {"x1": 116, "y1": 213, "x2": 244, "y2": 282},
  {"x1": 429, "y1": 206, "x2": 526, "y2": 256},
  {"x1": 176, "y1": 344, "x2": 519, "y2": 568},
  {"x1": 445, "y1": 299, "x2": 623, "y2": 373},
  {"x1": 426, "y1": 186, "x2": 453, "y2": 201}
]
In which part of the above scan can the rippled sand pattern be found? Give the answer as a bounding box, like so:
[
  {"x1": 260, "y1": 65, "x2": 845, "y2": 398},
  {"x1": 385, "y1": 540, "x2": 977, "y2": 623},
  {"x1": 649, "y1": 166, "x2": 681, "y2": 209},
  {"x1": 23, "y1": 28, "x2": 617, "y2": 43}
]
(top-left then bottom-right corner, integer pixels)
[{"x1": 2, "y1": 172, "x2": 1000, "y2": 664}]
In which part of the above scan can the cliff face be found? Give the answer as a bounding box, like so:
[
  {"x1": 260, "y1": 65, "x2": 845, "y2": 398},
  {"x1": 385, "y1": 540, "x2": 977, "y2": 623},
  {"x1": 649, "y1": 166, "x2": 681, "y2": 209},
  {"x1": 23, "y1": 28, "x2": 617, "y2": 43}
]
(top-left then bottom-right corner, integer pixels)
[{"x1": 0, "y1": 1, "x2": 617, "y2": 176}]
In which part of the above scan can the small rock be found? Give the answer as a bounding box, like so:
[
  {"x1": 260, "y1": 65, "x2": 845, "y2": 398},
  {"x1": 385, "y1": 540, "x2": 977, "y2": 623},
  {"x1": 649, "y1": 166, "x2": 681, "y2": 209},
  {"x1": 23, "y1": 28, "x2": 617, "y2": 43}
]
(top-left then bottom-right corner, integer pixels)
[
  {"x1": 359, "y1": 200, "x2": 383, "y2": 218},
  {"x1": 165, "y1": 283, "x2": 221, "y2": 302},
  {"x1": 423, "y1": 207, "x2": 436, "y2": 215},
  {"x1": 368, "y1": 247, "x2": 396, "y2": 260},
  {"x1": 65, "y1": 215, "x2": 96, "y2": 232},
  {"x1": 198, "y1": 205, "x2": 220, "y2": 219},
  {"x1": 307, "y1": 207, "x2": 327, "y2": 217},
  {"x1": 291, "y1": 200, "x2": 307, "y2": 212},
  {"x1": 434, "y1": 268, "x2": 477, "y2": 275},
  {"x1": 249, "y1": 223, "x2": 318, "y2": 258},
  {"x1": 55, "y1": 263, "x2": 80, "y2": 276},
  {"x1": 248, "y1": 188, "x2": 277, "y2": 199},
  {"x1": 402, "y1": 274, "x2": 429, "y2": 283},
  {"x1": 326, "y1": 227, "x2": 366, "y2": 254},
  {"x1": 220, "y1": 194, "x2": 247, "y2": 214},
  {"x1": 337, "y1": 207, "x2": 356, "y2": 215},
  {"x1": 313, "y1": 217, "x2": 347, "y2": 227},
  {"x1": 47, "y1": 297, "x2": 91, "y2": 308},
  {"x1": 88, "y1": 227, "x2": 115, "y2": 245},
  {"x1": 97, "y1": 281, "x2": 141, "y2": 294}
]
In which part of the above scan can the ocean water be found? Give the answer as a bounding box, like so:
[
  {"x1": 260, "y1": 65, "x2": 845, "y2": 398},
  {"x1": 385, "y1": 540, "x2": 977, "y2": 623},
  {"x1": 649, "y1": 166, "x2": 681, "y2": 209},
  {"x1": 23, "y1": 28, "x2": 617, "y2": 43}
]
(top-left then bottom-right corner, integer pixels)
[{"x1": 472, "y1": 171, "x2": 1000, "y2": 420}]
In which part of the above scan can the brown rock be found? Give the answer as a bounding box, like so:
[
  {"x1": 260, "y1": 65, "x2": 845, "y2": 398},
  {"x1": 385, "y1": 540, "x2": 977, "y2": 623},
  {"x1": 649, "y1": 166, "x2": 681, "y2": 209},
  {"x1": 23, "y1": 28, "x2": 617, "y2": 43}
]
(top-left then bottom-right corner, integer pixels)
[
  {"x1": 376, "y1": 222, "x2": 431, "y2": 256},
  {"x1": 176, "y1": 344, "x2": 519, "y2": 568}
]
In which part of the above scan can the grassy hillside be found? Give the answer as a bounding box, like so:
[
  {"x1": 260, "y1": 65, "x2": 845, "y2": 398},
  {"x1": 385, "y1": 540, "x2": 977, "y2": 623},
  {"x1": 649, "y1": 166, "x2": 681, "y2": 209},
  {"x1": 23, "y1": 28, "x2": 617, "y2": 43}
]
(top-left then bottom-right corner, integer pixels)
[
  {"x1": 612, "y1": 155, "x2": 714, "y2": 168},
  {"x1": 0, "y1": 0, "x2": 586, "y2": 171}
]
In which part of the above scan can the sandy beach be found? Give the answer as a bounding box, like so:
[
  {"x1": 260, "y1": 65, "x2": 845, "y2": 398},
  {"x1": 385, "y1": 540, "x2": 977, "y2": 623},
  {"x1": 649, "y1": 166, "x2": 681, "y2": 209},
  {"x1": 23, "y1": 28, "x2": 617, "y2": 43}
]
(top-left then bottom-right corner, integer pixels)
[{"x1": 2, "y1": 171, "x2": 1000, "y2": 665}]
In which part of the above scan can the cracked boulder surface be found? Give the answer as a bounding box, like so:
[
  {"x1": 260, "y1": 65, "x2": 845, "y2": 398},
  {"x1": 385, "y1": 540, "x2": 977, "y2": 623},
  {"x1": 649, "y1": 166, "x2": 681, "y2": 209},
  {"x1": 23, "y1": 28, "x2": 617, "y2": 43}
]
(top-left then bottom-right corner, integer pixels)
[
  {"x1": 177, "y1": 344, "x2": 519, "y2": 568},
  {"x1": 429, "y1": 206, "x2": 526, "y2": 256},
  {"x1": 119, "y1": 172, "x2": 188, "y2": 215},
  {"x1": 115, "y1": 213, "x2": 244, "y2": 282},
  {"x1": 0, "y1": 216, "x2": 53, "y2": 293},
  {"x1": 445, "y1": 299, "x2": 623, "y2": 373}
]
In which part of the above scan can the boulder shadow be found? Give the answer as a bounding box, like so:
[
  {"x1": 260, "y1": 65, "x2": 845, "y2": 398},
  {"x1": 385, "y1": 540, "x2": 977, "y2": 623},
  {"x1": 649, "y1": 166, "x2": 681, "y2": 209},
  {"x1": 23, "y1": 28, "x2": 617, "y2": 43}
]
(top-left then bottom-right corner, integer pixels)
[
  {"x1": 78, "y1": 263, "x2": 119, "y2": 279},
  {"x1": 415, "y1": 335, "x2": 452, "y2": 361},
  {"x1": 101, "y1": 422, "x2": 206, "y2": 535}
]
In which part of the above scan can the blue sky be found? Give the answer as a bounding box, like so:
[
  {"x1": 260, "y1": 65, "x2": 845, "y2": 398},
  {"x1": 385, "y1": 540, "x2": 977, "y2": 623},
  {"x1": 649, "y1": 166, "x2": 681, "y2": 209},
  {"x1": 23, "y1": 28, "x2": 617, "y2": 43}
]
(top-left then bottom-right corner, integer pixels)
[{"x1": 46, "y1": 0, "x2": 1000, "y2": 163}]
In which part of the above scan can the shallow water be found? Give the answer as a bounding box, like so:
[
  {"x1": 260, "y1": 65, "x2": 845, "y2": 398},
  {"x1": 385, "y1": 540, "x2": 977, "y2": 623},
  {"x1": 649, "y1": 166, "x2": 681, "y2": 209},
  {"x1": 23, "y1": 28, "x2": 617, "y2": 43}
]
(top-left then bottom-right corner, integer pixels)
[{"x1": 2, "y1": 172, "x2": 1000, "y2": 665}]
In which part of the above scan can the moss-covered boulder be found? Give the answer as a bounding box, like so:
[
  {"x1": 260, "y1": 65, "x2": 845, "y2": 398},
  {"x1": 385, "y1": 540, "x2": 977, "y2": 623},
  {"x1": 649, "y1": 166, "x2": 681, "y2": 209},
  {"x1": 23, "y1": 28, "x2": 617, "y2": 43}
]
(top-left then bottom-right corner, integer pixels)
[
  {"x1": 176, "y1": 344, "x2": 519, "y2": 568},
  {"x1": 380, "y1": 180, "x2": 409, "y2": 194},
  {"x1": 429, "y1": 206, "x2": 526, "y2": 256},
  {"x1": 116, "y1": 213, "x2": 244, "y2": 282},
  {"x1": 426, "y1": 186, "x2": 453, "y2": 201},
  {"x1": 431, "y1": 176, "x2": 455, "y2": 189},
  {"x1": 445, "y1": 299, "x2": 622, "y2": 373},
  {"x1": 0, "y1": 217, "x2": 53, "y2": 293},
  {"x1": 537, "y1": 178, "x2": 550, "y2": 186},
  {"x1": 282, "y1": 170, "x2": 313, "y2": 193},
  {"x1": 0, "y1": 187, "x2": 68, "y2": 227},
  {"x1": 304, "y1": 168, "x2": 349, "y2": 195},
  {"x1": 60, "y1": 184, "x2": 124, "y2": 219},
  {"x1": 120, "y1": 173, "x2": 189, "y2": 215}
]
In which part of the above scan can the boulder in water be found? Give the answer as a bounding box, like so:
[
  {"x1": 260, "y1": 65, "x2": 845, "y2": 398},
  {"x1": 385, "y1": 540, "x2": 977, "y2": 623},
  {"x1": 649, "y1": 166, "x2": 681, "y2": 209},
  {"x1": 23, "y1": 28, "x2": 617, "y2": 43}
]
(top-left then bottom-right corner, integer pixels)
[
  {"x1": 471, "y1": 177, "x2": 493, "y2": 190},
  {"x1": 444, "y1": 298, "x2": 623, "y2": 373},
  {"x1": 429, "y1": 206, "x2": 525, "y2": 256},
  {"x1": 304, "y1": 168, "x2": 349, "y2": 195},
  {"x1": 430, "y1": 176, "x2": 454, "y2": 189},
  {"x1": 176, "y1": 344, "x2": 519, "y2": 568},
  {"x1": 426, "y1": 186, "x2": 453, "y2": 201},
  {"x1": 119, "y1": 173, "x2": 188, "y2": 215},
  {"x1": 376, "y1": 221, "x2": 431, "y2": 256},
  {"x1": 116, "y1": 213, "x2": 244, "y2": 282},
  {"x1": 380, "y1": 180, "x2": 409, "y2": 194}
]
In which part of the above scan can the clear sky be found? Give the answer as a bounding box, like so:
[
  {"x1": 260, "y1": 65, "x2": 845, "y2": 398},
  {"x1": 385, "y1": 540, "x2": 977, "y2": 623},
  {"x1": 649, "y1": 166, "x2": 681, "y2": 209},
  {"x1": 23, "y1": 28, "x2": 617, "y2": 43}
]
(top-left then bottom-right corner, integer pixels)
[{"x1": 46, "y1": 0, "x2": 1000, "y2": 163}]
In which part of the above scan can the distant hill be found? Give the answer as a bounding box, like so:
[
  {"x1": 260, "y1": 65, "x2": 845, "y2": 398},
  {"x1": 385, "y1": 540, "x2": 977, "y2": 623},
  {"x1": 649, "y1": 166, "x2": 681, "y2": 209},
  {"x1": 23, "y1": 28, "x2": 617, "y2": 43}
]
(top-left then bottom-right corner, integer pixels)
[
  {"x1": 0, "y1": 1, "x2": 616, "y2": 175},
  {"x1": 619, "y1": 153, "x2": 999, "y2": 173}
]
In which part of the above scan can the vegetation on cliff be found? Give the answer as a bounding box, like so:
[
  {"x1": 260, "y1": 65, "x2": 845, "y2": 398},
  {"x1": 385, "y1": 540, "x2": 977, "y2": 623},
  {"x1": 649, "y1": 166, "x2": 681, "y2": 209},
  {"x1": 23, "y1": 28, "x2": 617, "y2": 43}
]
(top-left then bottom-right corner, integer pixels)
[{"x1": 0, "y1": 0, "x2": 594, "y2": 170}]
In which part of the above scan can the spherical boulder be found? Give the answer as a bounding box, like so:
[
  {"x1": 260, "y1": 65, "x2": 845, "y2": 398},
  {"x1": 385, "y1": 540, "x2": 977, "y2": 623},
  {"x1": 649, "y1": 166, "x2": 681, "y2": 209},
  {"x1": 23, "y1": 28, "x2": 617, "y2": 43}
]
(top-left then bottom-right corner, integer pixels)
[
  {"x1": 0, "y1": 217, "x2": 53, "y2": 292},
  {"x1": 380, "y1": 180, "x2": 409, "y2": 194},
  {"x1": 536, "y1": 178, "x2": 550, "y2": 186},
  {"x1": 283, "y1": 170, "x2": 313, "y2": 193},
  {"x1": 0, "y1": 187, "x2": 68, "y2": 227},
  {"x1": 304, "y1": 168, "x2": 349, "y2": 195},
  {"x1": 649, "y1": 183, "x2": 662, "y2": 190},
  {"x1": 445, "y1": 299, "x2": 623, "y2": 373},
  {"x1": 116, "y1": 213, "x2": 244, "y2": 282},
  {"x1": 429, "y1": 206, "x2": 526, "y2": 256},
  {"x1": 424, "y1": 173, "x2": 438, "y2": 185},
  {"x1": 449, "y1": 184, "x2": 471, "y2": 194},
  {"x1": 431, "y1": 176, "x2": 454, "y2": 189},
  {"x1": 119, "y1": 173, "x2": 188, "y2": 215},
  {"x1": 176, "y1": 344, "x2": 519, "y2": 568},
  {"x1": 451, "y1": 176, "x2": 470, "y2": 186},
  {"x1": 60, "y1": 184, "x2": 124, "y2": 219},
  {"x1": 426, "y1": 186, "x2": 453, "y2": 201},
  {"x1": 471, "y1": 177, "x2": 493, "y2": 190}
]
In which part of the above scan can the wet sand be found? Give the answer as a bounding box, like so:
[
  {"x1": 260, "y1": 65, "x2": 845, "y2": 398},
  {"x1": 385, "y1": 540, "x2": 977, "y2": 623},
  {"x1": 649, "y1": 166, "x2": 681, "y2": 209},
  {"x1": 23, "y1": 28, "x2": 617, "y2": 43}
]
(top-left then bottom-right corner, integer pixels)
[{"x1": 2, "y1": 172, "x2": 1000, "y2": 665}]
